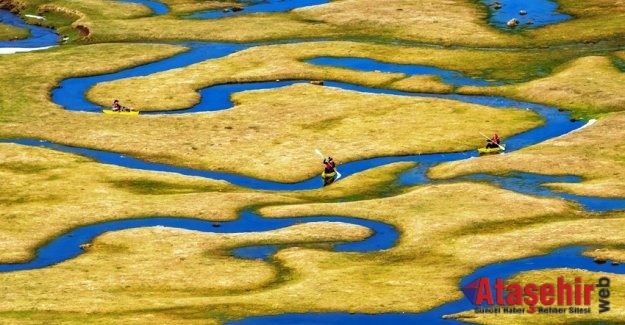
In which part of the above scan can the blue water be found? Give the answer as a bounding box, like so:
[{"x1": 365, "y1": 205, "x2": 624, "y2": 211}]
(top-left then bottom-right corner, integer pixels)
[
  {"x1": 0, "y1": 10, "x2": 59, "y2": 48},
  {"x1": 482, "y1": 0, "x2": 571, "y2": 29},
  {"x1": 308, "y1": 57, "x2": 494, "y2": 87},
  {"x1": 2, "y1": 7, "x2": 623, "y2": 325},
  {"x1": 0, "y1": 210, "x2": 397, "y2": 272},
  {"x1": 43, "y1": 44, "x2": 625, "y2": 324},
  {"x1": 48, "y1": 41, "x2": 586, "y2": 194},
  {"x1": 117, "y1": 0, "x2": 169, "y2": 15},
  {"x1": 52, "y1": 42, "x2": 250, "y2": 112},
  {"x1": 186, "y1": 0, "x2": 329, "y2": 19},
  {"x1": 3, "y1": 90, "x2": 584, "y2": 191},
  {"x1": 232, "y1": 246, "x2": 622, "y2": 325},
  {"x1": 460, "y1": 172, "x2": 625, "y2": 212}
]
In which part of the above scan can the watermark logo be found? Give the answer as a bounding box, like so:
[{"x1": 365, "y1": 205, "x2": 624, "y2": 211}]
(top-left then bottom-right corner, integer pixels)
[{"x1": 461, "y1": 276, "x2": 611, "y2": 314}]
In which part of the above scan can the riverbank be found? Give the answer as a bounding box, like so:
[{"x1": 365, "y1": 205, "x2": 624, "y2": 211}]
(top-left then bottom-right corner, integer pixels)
[{"x1": 1, "y1": 1, "x2": 625, "y2": 324}]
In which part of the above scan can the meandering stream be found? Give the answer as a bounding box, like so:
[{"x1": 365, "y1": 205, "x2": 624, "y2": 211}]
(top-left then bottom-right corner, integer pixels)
[
  {"x1": 1, "y1": 3, "x2": 622, "y2": 324},
  {"x1": 0, "y1": 9, "x2": 59, "y2": 53},
  {"x1": 0, "y1": 210, "x2": 398, "y2": 272}
]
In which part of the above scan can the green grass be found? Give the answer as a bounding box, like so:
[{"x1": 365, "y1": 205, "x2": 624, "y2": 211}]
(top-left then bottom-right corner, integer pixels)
[
  {"x1": 1, "y1": 0, "x2": 625, "y2": 323},
  {"x1": 0, "y1": 23, "x2": 29, "y2": 41},
  {"x1": 108, "y1": 178, "x2": 227, "y2": 195},
  {"x1": 612, "y1": 55, "x2": 625, "y2": 72},
  {"x1": 0, "y1": 161, "x2": 52, "y2": 173},
  {"x1": 5, "y1": 0, "x2": 625, "y2": 47},
  {"x1": 33, "y1": 6, "x2": 82, "y2": 42}
]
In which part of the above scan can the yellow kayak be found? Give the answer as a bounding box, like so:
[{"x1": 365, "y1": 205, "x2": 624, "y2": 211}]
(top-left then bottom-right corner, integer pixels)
[
  {"x1": 478, "y1": 143, "x2": 505, "y2": 154},
  {"x1": 321, "y1": 170, "x2": 336, "y2": 186},
  {"x1": 102, "y1": 109, "x2": 139, "y2": 116}
]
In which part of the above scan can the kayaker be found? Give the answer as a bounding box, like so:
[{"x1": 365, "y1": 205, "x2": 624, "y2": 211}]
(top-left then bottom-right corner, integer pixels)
[
  {"x1": 485, "y1": 133, "x2": 501, "y2": 148},
  {"x1": 323, "y1": 157, "x2": 336, "y2": 174},
  {"x1": 322, "y1": 157, "x2": 337, "y2": 186},
  {"x1": 112, "y1": 99, "x2": 131, "y2": 112},
  {"x1": 112, "y1": 99, "x2": 123, "y2": 112}
]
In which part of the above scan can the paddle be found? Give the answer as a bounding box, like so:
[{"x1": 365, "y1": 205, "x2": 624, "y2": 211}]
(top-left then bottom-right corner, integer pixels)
[
  {"x1": 315, "y1": 149, "x2": 341, "y2": 180},
  {"x1": 479, "y1": 132, "x2": 505, "y2": 151}
]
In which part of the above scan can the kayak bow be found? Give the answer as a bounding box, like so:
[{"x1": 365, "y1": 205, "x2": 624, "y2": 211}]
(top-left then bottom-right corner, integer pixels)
[
  {"x1": 102, "y1": 109, "x2": 139, "y2": 116},
  {"x1": 478, "y1": 143, "x2": 506, "y2": 154}
]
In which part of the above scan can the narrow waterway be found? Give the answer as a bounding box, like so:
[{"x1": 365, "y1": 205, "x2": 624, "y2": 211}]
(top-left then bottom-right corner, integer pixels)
[
  {"x1": 0, "y1": 5, "x2": 621, "y2": 325},
  {"x1": 0, "y1": 9, "x2": 59, "y2": 53}
]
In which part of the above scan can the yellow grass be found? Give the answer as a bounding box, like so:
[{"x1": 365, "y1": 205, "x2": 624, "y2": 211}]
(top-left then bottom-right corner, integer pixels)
[
  {"x1": 13, "y1": 0, "x2": 624, "y2": 47},
  {"x1": 82, "y1": 15, "x2": 342, "y2": 43},
  {"x1": 86, "y1": 83, "x2": 541, "y2": 182},
  {"x1": 88, "y1": 41, "x2": 581, "y2": 109},
  {"x1": 295, "y1": 0, "x2": 625, "y2": 47},
  {"x1": 294, "y1": 0, "x2": 516, "y2": 46},
  {"x1": 429, "y1": 112, "x2": 625, "y2": 198},
  {"x1": 0, "y1": 222, "x2": 370, "y2": 311},
  {"x1": 390, "y1": 75, "x2": 453, "y2": 93},
  {"x1": 0, "y1": 141, "x2": 419, "y2": 263},
  {"x1": 3, "y1": 137, "x2": 624, "y2": 322},
  {"x1": 0, "y1": 311, "x2": 221, "y2": 325},
  {"x1": 290, "y1": 162, "x2": 418, "y2": 202},
  {"x1": 527, "y1": 0, "x2": 625, "y2": 46},
  {"x1": 78, "y1": 0, "x2": 624, "y2": 47},
  {"x1": 0, "y1": 178, "x2": 580, "y2": 319},
  {"x1": 449, "y1": 212, "x2": 625, "y2": 267},
  {"x1": 427, "y1": 211, "x2": 625, "y2": 324},
  {"x1": 2, "y1": 0, "x2": 625, "y2": 323},
  {"x1": 37, "y1": 0, "x2": 152, "y2": 20},
  {"x1": 0, "y1": 142, "x2": 302, "y2": 263},
  {"x1": 582, "y1": 247, "x2": 625, "y2": 263},
  {"x1": 460, "y1": 55, "x2": 625, "y2": 117},
  {"x1": 0, "y1": 43, "x2": 185, "y2": 114},
  {"x1": 2, "y1": 132, "x2": 586, "y2": 320},
  {"x1": 201, "y1": 183, "x2": 574, "y2": 317},
  {"x1": 0, "y1": 42, "x2": 542, "y2": 183},
  {"x1": 158, "y1": 0, "x2": 243, "y2": 15}
]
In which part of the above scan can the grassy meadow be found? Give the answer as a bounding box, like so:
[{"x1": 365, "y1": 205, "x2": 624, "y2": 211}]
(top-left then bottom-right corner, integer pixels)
[
  {"x1": 429, "y1": 112, "x2": 625, "y2": 198},
  {"x1": 0, "y1": 42, "x2": 544, "y2": 182},
  {"x1": 1, "y1": 0, "x2": 625, "y2": 323},
  {"x1": 0, "y1": 23, "x2": 28, "y2": 40}
]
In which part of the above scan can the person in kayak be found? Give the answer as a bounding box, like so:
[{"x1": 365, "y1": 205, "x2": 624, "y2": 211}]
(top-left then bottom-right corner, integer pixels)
[
  {"x1": 112, "y1": 99, "x2": 122, "y2": 111},
  {"x1": 111, "y1": 99, "x2": 131, "y2": 112},
  {"x1": 324, "y1": 157, "x2": 336, "y2": 173},
  {"x1": 485, "y1": 133, "x2": 501, "y2": 149},
  {"x1": 322, "y1": 157, "x2": 337, "y2": 186}
]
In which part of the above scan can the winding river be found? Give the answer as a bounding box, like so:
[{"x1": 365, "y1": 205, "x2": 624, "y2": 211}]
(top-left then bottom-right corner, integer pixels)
[
  {"x1": 0, "y1": 210, "x2": 398, "y2": 272},
  {"x1": 124, "y1": 0, "x2": 572, "y2": 29},
  {"x1": 1, "y1": 2, "x2": 622, "y2": 324},
  {"x1": 0, "y1": 9, "x2": 59, "y2": 53}
]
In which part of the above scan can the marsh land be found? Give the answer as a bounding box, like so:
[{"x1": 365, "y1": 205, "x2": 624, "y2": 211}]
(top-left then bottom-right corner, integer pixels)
[{"x1": 1, "y1": 0, "x2": 625, "y2": 324}]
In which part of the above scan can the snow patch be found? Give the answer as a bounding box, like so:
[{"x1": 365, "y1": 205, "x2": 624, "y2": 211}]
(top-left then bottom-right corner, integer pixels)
[{"x1": 0, "y1": 46, "x2": 54, "y2": 54}]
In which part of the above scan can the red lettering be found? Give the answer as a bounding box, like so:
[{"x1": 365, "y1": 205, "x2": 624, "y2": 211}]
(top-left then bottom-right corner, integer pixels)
[
  {"x1": 557, "y1": 276, "x2": 572, "y2": 305},
  {"x1": 494, "y1": 278, "x2": 506, "y2": 305},
  {"x1": 584, "y1": 284, "x2": 595, "y2": 305},
  {"x1": 475, "y1": 278, "x2": 494, "y2": 305},
  {"x1": 540, "y1": 284, "x2": 555, "y2": 305},
  {"x1": 575, "y1": 277, "x2": 582, "y2": 305},
  {"x1": 524, "y1": 283, "x2": 538, "y2": 306},
  {"x1": 506, "y1": 283, "x2": 523, "y2": 305}
]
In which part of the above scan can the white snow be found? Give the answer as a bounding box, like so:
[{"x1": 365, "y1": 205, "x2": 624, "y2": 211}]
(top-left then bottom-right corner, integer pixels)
[{"x1": 0, "y1": 46, "x2": 54, "y2": 54}]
